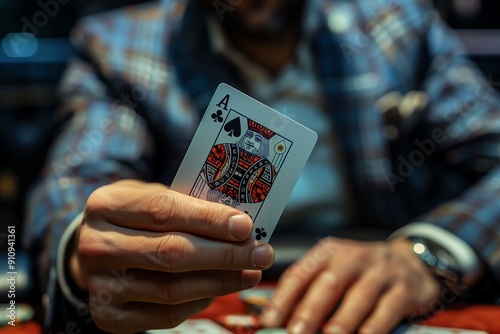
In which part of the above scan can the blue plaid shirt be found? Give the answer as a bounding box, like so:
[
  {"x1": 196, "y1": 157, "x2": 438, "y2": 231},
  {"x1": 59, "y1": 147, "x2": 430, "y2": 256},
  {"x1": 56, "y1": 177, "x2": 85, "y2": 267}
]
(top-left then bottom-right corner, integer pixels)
[{"x1": 24, "y1": 0, "x2": 500, "y2": 328}]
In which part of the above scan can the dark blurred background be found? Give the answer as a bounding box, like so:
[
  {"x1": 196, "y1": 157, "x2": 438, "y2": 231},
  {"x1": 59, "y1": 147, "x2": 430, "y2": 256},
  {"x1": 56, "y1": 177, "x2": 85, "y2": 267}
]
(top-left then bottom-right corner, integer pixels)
[{"x1": 0, "y1": 0, "x2": 499, "y2": 243}]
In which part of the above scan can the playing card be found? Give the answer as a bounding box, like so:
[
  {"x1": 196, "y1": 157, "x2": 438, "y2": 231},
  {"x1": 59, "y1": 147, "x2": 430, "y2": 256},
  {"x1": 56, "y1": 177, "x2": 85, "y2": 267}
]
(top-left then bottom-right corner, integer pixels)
[
  {"x1": 146, "y1": 319, "x2": 231, "y2": 333},
  {"x1": 392, "y1": 324, "x2": 488, "y2": 334},
  {"x1": 171, "y1": 83, "x2": 318, "y2": 242}
]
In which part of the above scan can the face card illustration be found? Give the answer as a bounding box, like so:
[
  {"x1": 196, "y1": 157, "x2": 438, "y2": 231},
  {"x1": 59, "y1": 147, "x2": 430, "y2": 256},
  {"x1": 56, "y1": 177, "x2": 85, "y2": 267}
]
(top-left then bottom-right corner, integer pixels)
[
  {"x1": 171, "y1": 84, "x2": 317, "y2": 242},
  {"x1": 191, "y1": 112, "x2": 291, "y2": 228}
]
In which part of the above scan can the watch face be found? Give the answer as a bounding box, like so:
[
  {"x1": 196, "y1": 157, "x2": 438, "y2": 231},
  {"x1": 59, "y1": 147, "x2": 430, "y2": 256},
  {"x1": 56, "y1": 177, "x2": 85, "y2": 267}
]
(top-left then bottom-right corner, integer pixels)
[{"x1": 412, "y1": 237, "x2": 461, "y2": 273}]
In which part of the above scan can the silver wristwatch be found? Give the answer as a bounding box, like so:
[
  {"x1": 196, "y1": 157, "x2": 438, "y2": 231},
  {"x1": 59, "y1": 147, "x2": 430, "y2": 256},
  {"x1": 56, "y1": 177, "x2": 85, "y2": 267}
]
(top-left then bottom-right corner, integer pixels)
[{"x1": 408, "y1": 236, "x2": 462, "y2": 286}]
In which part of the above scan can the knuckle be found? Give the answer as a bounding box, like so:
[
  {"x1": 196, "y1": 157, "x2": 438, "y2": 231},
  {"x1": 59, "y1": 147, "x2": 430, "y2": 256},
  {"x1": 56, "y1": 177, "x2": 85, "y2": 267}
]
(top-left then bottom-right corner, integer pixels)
[
  {"x1": 160, "y1": 276, "x2": 183, "y2": 304},
  {"x1": 111, "y1": 179, "x2": 131, "y2": 187},
  {"x1": 393, "y1": 282, "x2": 415, "y2": 306},
  {"x1": 216, "y1": 272, "x2": 233, "y2": 295},
  {"x1": 312, "y1": 237, "x2": 337, "y2": 260},
  {"x1": 89, "y1": 297, "x2": 109, "y2": 326},
  {"x1": 91, "y1": 311, "x2": 108, "y2": 331},
  {"x1": 91, "y1": 311, "x2": 109, "y2": 331},
  {"x1": 86, "y1": 278, "x2": 101, "y2": 299},
  {"x1": 77, "y1": 223, "x2": 111, "y2": 264},
  {"x1": 357, "y1": 284, "x2": 378, "y2": 302},
  {"x1": 322, "y1": 236, "x2": 337, "y2": 248},
  {"x1": 92, "y1": 307, "x2": 123, "y2": 333},
  {"x1": 318, "y1": 271, "x2": 338, "y2": 290},
  {"x1": 155, "y1": 234, "x2": 187, "y2": 272},
  {"x1": 87, "y1": 278, "x2": 127, "y2": 332},
  {"x1": 280, "y1": 267, "x2": 295, "y2": 281},
  {"x1": 162, "y1": 312, "x2": 185, "y2": 329},
  {"x1": 221, "y1": 243, "x2": 236, "y2": 267},
  {"x1": 278, "y1": 267, "x2": 303, "y2": 291},
  {"x1": 196, "y1": 201, "x2": 218, "y2": 224},
  {"x1": 350, "y1": 246, "x2": 372, "y2": 263},
  {"x1": 85, "y1": 185, "x2": 112, "y2": 217},
  {"x1": 77, "y1": 226, "x2": 99, "y2": 262},
  {"x1": 387, "y1": 303, "x2": 406, "y2": 321},
  {"x1": 148, "y1": 191, "x2": 177, "y2": 228},
  {"x1": 87, "y1": 278, "x2": 100, "y2": 302},
  {"x1": 182, "y1": 198, "x2": 218, "y2": 231},
  {"x1": 397, "y1": 271, "x2": 414, "y2": 289},
  {"x1": 281, "y1": 263, "x2": 302, "y2": 282},
  {"x1": 393, "y1": 284, "x2": 411, "y2": 300}
]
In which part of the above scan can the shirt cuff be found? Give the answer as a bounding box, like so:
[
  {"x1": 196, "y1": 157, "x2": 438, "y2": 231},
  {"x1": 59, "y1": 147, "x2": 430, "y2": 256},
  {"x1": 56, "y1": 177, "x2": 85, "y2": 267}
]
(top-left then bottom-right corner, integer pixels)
[
  {"x1": 388, "y1": 222, "x2": 482, "y2": 286},
  {"x1": 56, "y1": 211, "x2": 87, "y2": 308}
]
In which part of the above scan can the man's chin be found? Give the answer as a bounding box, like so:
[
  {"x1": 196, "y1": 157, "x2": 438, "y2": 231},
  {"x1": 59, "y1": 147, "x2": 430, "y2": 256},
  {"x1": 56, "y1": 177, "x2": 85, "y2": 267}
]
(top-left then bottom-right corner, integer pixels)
[
  {"x1": 215, "y1": 0, "x2": 304, "y2": 41},
  {"x1": 222, "y1": 19, "x2": 289, "y2": 41}
]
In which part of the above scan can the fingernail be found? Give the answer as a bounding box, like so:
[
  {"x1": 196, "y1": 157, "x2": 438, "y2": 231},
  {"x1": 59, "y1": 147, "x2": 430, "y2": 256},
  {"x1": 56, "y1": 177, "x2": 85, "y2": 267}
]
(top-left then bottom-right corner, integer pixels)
[
  {"x1": 242, "y1": 270, "x2": 261, "y2": 287},
  {"x1": 262, "y1": 308, "x2": 279, "y2": 326},
  {"x1": 290, "y1": 320, "x2": 307, "y2": 334},
  {"x1": 252, "y1": 244, "x2": 274, "y2": 268},
  {"x1": 228, "y1": 214, "x2": 252, "y2": 239},
  {"x1": 325, "y1": 324, "x2": 345, "y2": 334}
]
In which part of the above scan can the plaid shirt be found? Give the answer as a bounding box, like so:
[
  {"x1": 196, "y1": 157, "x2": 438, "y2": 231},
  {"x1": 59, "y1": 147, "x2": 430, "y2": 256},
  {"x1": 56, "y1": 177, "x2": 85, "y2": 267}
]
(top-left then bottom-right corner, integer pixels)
[{"x1": 24, "y1": 0, "x2": 500, "y2": 326}]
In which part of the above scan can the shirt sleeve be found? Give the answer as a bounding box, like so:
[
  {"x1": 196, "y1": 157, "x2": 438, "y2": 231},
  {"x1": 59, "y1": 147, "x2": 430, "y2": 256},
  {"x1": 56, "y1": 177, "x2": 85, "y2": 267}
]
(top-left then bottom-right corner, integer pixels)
[
  {"x1": 408, "y1": 0, "x2": 500, "y2": 285},
  {"x1": 22, "y1": 47, "x2": 156, "y2": 329}
]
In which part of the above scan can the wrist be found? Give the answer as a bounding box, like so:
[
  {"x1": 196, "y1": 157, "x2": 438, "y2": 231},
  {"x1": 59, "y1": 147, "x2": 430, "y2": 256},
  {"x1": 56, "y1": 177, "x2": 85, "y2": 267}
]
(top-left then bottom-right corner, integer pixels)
[{"x1": 388, "y1": 238, "x2": 440, "y2": 283}]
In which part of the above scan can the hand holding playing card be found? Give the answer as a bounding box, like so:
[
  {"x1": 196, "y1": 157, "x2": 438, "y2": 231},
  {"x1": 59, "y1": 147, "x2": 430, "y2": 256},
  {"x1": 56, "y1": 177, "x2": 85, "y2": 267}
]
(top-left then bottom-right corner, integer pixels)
[
  {"x1": 262, "y1": 238, "x2": 441, "y2": 334},
  {"x1": 72, "y1": 180, "x2": 274, "y2": 333},
  {"x1": 172, "y1": 84, "x2": 317, "y2": 243}
]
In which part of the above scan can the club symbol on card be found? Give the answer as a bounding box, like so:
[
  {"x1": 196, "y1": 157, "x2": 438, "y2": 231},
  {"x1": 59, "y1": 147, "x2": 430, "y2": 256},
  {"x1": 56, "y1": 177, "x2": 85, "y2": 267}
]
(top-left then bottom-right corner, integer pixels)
[
  {"x1": 224, "y1": 117, "x2": 242, "y2": 137},
  {"x1": 255, "y1": 227, "x2": 267, "y2": 241},
  {"x1": 211, "y1": 110, "x2": 224, "y2": 123}
]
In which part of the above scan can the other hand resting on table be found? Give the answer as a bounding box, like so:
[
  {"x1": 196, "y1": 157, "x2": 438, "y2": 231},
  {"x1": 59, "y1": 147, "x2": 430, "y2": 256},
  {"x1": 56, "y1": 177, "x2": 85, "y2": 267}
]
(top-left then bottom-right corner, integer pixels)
[{"x1": 262, "y1": 237, "x2": 441, "y2": 334}]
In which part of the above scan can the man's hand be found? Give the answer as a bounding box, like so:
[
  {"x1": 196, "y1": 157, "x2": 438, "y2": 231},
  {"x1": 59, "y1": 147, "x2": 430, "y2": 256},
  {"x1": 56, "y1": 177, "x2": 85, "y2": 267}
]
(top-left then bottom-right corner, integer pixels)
[
  {"x1": 262, "y1": 237, "x2": 440, "y2": 334},
  {"x1": 71, "y1": 180, "x2": 274, "y2": 333}
]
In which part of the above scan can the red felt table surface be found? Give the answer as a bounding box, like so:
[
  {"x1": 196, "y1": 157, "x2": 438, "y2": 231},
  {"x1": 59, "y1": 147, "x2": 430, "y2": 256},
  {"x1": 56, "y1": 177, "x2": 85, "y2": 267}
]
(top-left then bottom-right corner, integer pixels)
[
  {"x1": 1, "y1": 291, "x2": 499, "y2": 333},
  {"x1": 194, "y1": 288, "x2": 500, "y2": 334},
  {"x1": 0, "y1": 322, "x2": 42, "y2": 334},
  {"x1": 421, "y1": 305, "x2": 500, "y2": 333}
]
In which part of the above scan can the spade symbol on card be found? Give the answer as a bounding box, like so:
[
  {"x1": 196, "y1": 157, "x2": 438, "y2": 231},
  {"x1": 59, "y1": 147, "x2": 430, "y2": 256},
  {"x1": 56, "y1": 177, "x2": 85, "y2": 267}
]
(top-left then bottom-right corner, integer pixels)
[{"x1": 224, "y1": 117, "x2": 242, "y2": 137}]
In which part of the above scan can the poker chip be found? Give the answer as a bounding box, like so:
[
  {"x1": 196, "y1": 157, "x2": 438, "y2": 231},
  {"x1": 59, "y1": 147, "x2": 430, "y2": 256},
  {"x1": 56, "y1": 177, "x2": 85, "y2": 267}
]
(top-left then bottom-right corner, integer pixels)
[
  {"x1": 216, "y1": 314, "x2": 260, "y2": 331},
  {"x1": 239, "y1": 287, "x2": 274, "y2": 308},
  {"x1": 255, "y1": 328, "x2": 289, "y2": 334}
]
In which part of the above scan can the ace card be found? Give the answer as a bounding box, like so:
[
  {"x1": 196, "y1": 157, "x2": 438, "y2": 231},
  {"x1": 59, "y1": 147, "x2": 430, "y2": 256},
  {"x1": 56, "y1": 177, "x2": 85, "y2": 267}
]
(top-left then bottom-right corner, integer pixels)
[{"x1": 171, "y1": 83, "x2": 317, "y2": 242}]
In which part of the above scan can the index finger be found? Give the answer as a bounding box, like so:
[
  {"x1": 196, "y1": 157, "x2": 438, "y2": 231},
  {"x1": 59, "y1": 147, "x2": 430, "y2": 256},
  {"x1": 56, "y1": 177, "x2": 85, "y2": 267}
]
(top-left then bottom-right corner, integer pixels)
[
  {"x1": 262, "y1": 238, "x2": 338, "y2": 327},
  {"x1": 85, "y1": 185, "x2": 253, "y2": 242}
]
